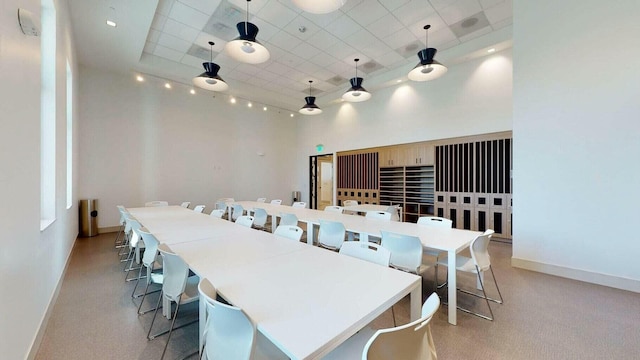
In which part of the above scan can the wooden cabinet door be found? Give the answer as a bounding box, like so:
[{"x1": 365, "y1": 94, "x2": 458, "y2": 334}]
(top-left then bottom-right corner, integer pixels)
[
  {"x1": 379, "y1": 146, "x2": 402, "y2": 167},
  {"x1": 403, "y1": 144, "x2": 434, "y2": 165}
]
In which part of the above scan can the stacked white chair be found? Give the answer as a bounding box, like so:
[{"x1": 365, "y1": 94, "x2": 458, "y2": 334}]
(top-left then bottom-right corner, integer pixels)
[{"x1": 317, "y1": 220, "x2": 346, "y2": 250}]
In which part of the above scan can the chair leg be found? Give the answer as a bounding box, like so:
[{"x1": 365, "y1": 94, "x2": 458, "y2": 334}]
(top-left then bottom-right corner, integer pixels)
[
  {"x1": 131, "y1": 265, "x2": 144, "y2": 298},
  {"x1": 391, "y1": 305, "x2": 397, "y2": 327},
  {"x1": 488, "y1": 266, "x2": 504, "y2": 304},
  {"x1": 160, "y1": 301, "x2": 181, "y2": 360},
  {"x1": 147, "y1": 291, "x2": 164, "y2": 340}
]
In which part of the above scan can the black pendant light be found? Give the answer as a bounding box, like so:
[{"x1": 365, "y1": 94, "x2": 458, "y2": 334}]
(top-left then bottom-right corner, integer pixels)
[
  {"x1": 193, "y1": 41, "x2": 229, "y2": 91},
  {"x1": 299, "y1": 80, "x2": 322, "y2": 115},
  {"x1": 408, "y1": 25, "x2": 447, "y2": 81},
  {"x1": 225, "y1": 0, "x2": 270, "y2": 64},
  {"x1": 342, "y1": 58, "x2": 371, "y2": 102}
]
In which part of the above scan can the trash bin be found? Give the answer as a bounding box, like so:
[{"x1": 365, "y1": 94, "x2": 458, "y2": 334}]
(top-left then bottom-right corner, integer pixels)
[
  {"x1": 292, "y1": 191, "x2": 301, "y2": 203},
  {"x1": 79, "y1": 199, "x2": 98, "y2": 237}
]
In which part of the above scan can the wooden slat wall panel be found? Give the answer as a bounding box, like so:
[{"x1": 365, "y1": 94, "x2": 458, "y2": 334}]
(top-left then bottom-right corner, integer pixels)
[{"x1": 336, "y1": 152, "x2": 379, "y2": 190}]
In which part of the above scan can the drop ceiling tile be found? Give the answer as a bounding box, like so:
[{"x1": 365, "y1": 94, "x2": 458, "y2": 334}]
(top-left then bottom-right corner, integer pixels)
[
  {"x1": 325, "y1": 14, "x2": 361, "y2": 38},
  {"x1": 249, "y1": 16, "x2": 281, "y2": 41},
  {"x1": 280, "y1": 53, "x2": 306, "y2": 67},
  {"x1": 255, "y1": 69, "x2": 279, "y2": 81},
  {"x1": 157, "y1": 32, "x2": 193, "y2": 52},
  {"x1": 310, "y1": 80, "x2": 333, "y2": 92},
  {"x1": 450, "y1": 11, "x2": 490, "y2": 38},
  {"x1": 265, "y1": 62, "x2": 294, "y2": 75},
  {"x1": 284, "y1": 70, "x2": 309, "y2": 83},
  {"x1": 154, "y1": 44, "x2": 185, "y2": 62},
  {"x1": 143, "y1": 41, "x2": 157, "y2": 54},
  {"x1": 367, "y1": 13, "x2": 405, "y2": 39},
  {"x1": 148, "y1": 29, "x2": 162, "y2": 43},
  {"x1": 163, "y1": 18, "x2": 201, "y2": 42},
  {"x1": 375, "y1": 50, "x2": 406, "y2": 67},
  {"x1": 157, "y1": 0, "x2": 175, "y2": 16},
  {"x1": 268, "y1": 30, "x2": 303, "y2": 50},
  {"x1": 438, "y1": 38, "x2": 461, "y2": 51},
  {"x1": 213, "y1": 52, "x2": 240, "y2": 68},
  {"x1": 178, "y1": 0, "x2": 222, "y2": 15},
  {"x1": 344, "y1": 28, "x2": 378, "y2": 49},
  {"x1": 458, "y1": 25, "x2": 492, "y2": 42},
  {"x1": 308, "y1": 51, "x2": 337, "y2": 67},
  {"x1": 341, "y1": 54, "x2": 371, "y2": 67},
  {"x1": 347, "y1": 1, "x2": 387, "y2": 26},
  {"x1": 429, "y1": 0, "x2": 457, "y2": 10},
  {"x1": 181, "y1": 53, "x2": 206, "y2": 69},
  {"x1": 306, "y1": 30, "x2": 339, "y2": 51},
  {"x1": 395, "y1": 40, "x2": 424, "y2": 58},
  {"x1": 491, "y1": 17, "x2": 512, "y2": 30},
  {"x1": 325, "y1": 61, "x2": 354, "y2": 78},
  {"x1": 295, "y1": 60, "x2": 323, "y2": 74},
  {"x1": 361, "y1": 42, "x2": 393, "y2": 59},
  {"x1": 187, "y1": 43, "x2": 219, "y2": 60},
  {"x1": 324, "y1": 41, "x2": 356, "y2": 61},
  {"x1": 194, "y1": 32, "x2": 227, "y2": 51},
  {"x1": 282, "y1": 15, "x2": 322, "y2": 40},
  {"x1": 228, "y1": 69, "x2": 254, "y2": 82},
  {"x1": 380, "y1": 0, "x2": 412, "y2": 11},
  {"x1": 408, "y1": 13, "x2": 448, "y2": 38},
  {"x1": 256, "y1": 0, "x2": 298, "y2": 25},
  {"x1": 484, "y1": 0, "x2": 512, "y2": 24},
  {"x1": 228, "y1": 0, "x2": 270, "y2": 13},
  {"x1": 168, "y1": 1, "x2": 211, "y2": 30},
  {"x1": 326, "y1": 74, "x2": 348, "y2": 86},
  {"x1": 393, "y1": 0, "x2": 436, "y2": 26},
  {"x1": 437, "y1": 0, "x2": 482, "y2": 25},
  {"x1": 302, "y1": 10, "x2": 342, "y2": 28},
  {"x1": 310, "y1": 68, "x2": 336, "y2": 81},
  {"x1": 235, "y1": 63, "x2": 262, "y2": 75},
  {"x1": 263, "y1": 43, "x2": 288, "y2": 60},
  {"x1": 291, "y1": 41, "x2": 322, "y2": 60},
  {"x1": 479, "y1": 0, "x2": 504, "y2": 9},
  {"x1": 429, "y1": 27, "x2": 458, "y2": 47},
  {"x1": 151, "y1": 14, "x2": 168, "y2": 31},
  {"x1": 382, "y1": 28, "x2": 418, "y2": 49},
  {"x1": 202, "y1": 18, "x2": 238, "y2": 40},
  {"x1": 358, "y1": 60, "x2": 384, "y2": 75},
  {"x1": 340, "y1": 0, "x2": 364, "y2": 12}
]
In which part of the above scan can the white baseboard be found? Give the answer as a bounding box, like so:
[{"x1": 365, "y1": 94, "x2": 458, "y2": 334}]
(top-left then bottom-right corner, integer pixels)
[
  {"x1": 511, "y1": 257, "x2": 640, "y2": 293},
  {"x1": 27, "y1": 237, "x2": 78, "y2": 360}
]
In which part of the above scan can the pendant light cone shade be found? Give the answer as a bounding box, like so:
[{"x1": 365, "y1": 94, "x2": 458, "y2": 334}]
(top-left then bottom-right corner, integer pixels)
[
  {"x1": 193, "y1": 42, "x2": 229, "y2": 91},
  {"x1": 225, "y1": 1, "x2": 269, "y2": 64},
  {"x1": 343, "y1": 59, "x2": 371, "y2": 102},
  {"x1": 300, "y1": 80, "x2": 322, "y2": 115},
  {"x1": 408, "y1": 25, "x2": 447, "y2": 82},
  {"x1": 292, "y1": 0, "x2": 346, "y2": 14}
]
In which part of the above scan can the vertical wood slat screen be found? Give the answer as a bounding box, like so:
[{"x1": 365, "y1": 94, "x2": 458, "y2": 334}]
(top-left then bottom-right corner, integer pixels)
[
  {"x1": 337, "y1": 152, "x2": 379, "y2": 189},
  {"x1": 435, "y1": 138, "x2": 512, "y2": 193}
]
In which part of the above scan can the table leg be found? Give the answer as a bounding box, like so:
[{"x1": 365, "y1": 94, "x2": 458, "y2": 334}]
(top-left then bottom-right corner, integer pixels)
[
  {"x1": 447, "y1": 250, "x2": 457, "y2": 325},
  {"x1": 306, "y1": 221, "x2": 315, "y2": 245},
  {"x1": 271, "y1": 214, "x2": 277, "y2": 233},
  {"x1": 410, "y1": 281, "x2": 421, "y2": 321}
]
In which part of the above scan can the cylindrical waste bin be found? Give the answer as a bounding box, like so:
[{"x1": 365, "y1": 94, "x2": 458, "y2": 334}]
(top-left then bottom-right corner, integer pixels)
[
  {"x1": 292, "y1": 191, "x2": 301, "y2": 203},
  {"x1": 79, "y1": 199, "x2": 98, "y2": 237}
]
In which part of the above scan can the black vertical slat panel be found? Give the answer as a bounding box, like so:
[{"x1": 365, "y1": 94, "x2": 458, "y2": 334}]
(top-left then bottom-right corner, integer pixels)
[
  {"x1": 357, "y1": 154, "x2": 361, "y2": 189},
  {"x1": 436, "y1": 146, "x2": 441, "y2": 191},
  {"x1": 475, "y1": 142, "x2": 480, "y2": 193},
  {"x1": 458, "y1": 143, "x2": 463, "y2": 192},
  {"x1": 375, "y1": 152, "x2": 379, "y2": 188},
  {"x1": 347, "y1": 155, "x2": 351, "y2": 189},
  {"x1": 492, "y1": 140, "x2": 499, "y2": 193},
  {"x1": 449, "y1": 144, "x2": 454, "y2": 192},
  {"x1": 469, "y1": 143, "x2": 474, "y2": 193},
  {"x1": 480, "y1": 141, "x2": 486, "y2": 193},
  {"x1": 505, "y1": 139, "x2": 511, "y2": 193},
  {"x1": 338, "y1": 156, "x2": 343, "y2": 188},
  {"x1": 498, "y1": 139, "x2": 504, "y2": 193},
  {"x1": 463, "y1": 143, "x2": 468, "y2": 192},
  {"x1": 444, "y1": 145, "x2": 449, "y2": 192}
]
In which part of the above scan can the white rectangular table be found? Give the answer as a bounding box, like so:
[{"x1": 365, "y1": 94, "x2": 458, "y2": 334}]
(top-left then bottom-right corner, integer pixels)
[
  {"x1": 127, "y1": 206, "x2": 422, "y2": 359},
  {"x1": 233, "y1": 201, "x2": 481, "y2": 325}
]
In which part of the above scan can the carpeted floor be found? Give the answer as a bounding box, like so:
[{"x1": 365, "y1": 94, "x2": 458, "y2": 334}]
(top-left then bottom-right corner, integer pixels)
[{"x1": 35, "y1": 232, "x2": 640, "y2": 359}]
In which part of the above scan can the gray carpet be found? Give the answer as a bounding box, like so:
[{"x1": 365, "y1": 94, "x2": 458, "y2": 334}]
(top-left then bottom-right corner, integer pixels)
[{"x1": 35, "y1": 233, "x2": 640, "y2": 359}]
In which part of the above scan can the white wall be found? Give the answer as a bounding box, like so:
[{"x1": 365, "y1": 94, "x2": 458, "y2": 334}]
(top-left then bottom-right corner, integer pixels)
[
  {"x1": 512, "y1": 0, "x2": 640, "y2": 291},
  {"x1": 78, "y1": 67, "x2": 299, "y2": 228},
  {"x1": 0, "y1": 0, "x2": 80, "y2": 358},
  {"x1": 294, "y1": 50, "x2": 513, "y2": 202}
]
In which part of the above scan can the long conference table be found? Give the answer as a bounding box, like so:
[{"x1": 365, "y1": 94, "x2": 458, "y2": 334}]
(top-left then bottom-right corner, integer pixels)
[
  {"x1": 127, "y1": 206, "x2": 422, "y2": 360},
  {"x1": 232, "y1": 201, "x2": 482, "y2": 326}
]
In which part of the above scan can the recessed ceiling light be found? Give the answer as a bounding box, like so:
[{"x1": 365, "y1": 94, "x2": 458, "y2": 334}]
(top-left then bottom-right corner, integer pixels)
[
  {"x1": 164, "y1": 83, "x2": 171, "y2": 89},
  {"x1": 230, "y1": 97, "x2": 236, "y2": 104},
  {"x1": 106, "y1": 20, "x2": 117, "y2": 27},
  {"x1": 290, "y1": 113, "x2": 294, "y2": 117},
  {"x1": 190, "y1": 89, "x2": 196, "y2": 95},
  {"x1": 136, "y1": 75, "x2": 144, "y2": 82},
  {"x1": 263, "y1": 106, "x2": 267, "y2": 111},
  {"x1": 487, "y1": 48, "x2": 496, "y2": 53},
  {"x1": 248, "y1": 102, "x2": 252, "y2": 108},
  {"x1": 397, "y1": 79, "x2": 402, "y2": 83}
]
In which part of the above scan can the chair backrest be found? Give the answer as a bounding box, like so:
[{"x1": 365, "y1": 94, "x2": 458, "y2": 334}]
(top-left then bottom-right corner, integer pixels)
[
  {"x1": 343, "y1": 200, "x2": 358, "y2": 207},
  {"x1": 417, "y1": 216, "x2": 453, "y2": 228},
  {"x1": 292, "y1": 201, "x2": 307, "y2": 208},
  {"x1": 193, "y1": 205, "x2": 206, "y2": 213},
  {"x1": 380, "y1": 231, "x2": 423, "y2": 274},
  {"x1": 204, "y1": 298, "x2": 255, "y2": 360},
  {"x1": 117, "y1": 205, "x2": 127, "y2": 225},
  {"x1": 235, "y1": 215, "x2": 254, "y2": 228},
  {"x1": 139, "y1": 229, "x2": 160, "y2": 268},
  {"x1": 158, "y1": 244, "x2": 190, "y2": 302},
  {"x1": 180, "y1": 202, "x2": 191, "y2": 208},
  {"x1": 318, "y1": 220, "x2": 346, "y2": 250},
  {"x1": 210, "y1": 209, "x2": 225, "y2": 219},
  {"x1": 324, "y1": 205, "x2": 344, "y2": 213},
  {"x1": 279, "y1": 213, "x2": 298, "y2": 226},
  {"x1": 470, "y1": 230, "x2": 495, "y2": 272},
  {"x1": 256, "y1": 197, "x2": 267, "y2": 203},
  {"x1": 386, "y1": 205, "x2": 401, "y2": 221},
  {"x1": 363, "y1": 293, "x2": 440, "y2": 360},
  {"x1": 232, "y1": 204, "x2": 244, "y2": 221},
  {"x1": 215, "y1": 201, "x2": 227, "y2": 210},
  {"x1": 274, "y1": 225, "x2": 304, "y2": 242},
  {"x1": 270, "y1": 199, "x2": 282, "y2": 205},
  {"x1": 126, "y1": 218, "x2": 143, "y2": 248},
  {"x1": 366, "y1": 211, "x2": 392, "y2": 221},
  {"x1": 339, "y1": 242, "x2": 391, "y2": 267},
  {"x1": 145, "y1": 201, "x2": 168, "y2": 207},
  {"x1": 252, "y1": 208, "x2": 268, "y2": 227}
]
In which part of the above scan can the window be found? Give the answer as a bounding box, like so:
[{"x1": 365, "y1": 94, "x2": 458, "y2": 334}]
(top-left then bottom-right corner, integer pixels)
[{"x1": 41, "y1": 0, "x2": 56, "y2": 229}]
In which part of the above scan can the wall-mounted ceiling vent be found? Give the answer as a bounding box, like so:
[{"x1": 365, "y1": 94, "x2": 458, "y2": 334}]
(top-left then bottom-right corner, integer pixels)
[
  {"x1": 451, "y1": 12, "x2": 490, "y2": 38},
  {"x1": 326, "y1": 75, "x2": 347, "y2": 86},
  {"x1": 187, "y1": 44, "x2": 218, "y2": 61},
  {"x1": 359, "y1": 60, "x2": 383, "y2": 74},
  {"x1": 396, "y1": 40, "x2": 423, "y2": 59}
]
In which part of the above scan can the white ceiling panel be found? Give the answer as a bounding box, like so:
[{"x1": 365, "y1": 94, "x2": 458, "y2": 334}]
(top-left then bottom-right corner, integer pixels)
[
  {"x1": 181, "y1": 53, "x2": 206, "y2": 69},
  {"x1": 268, "y1": 30, "x2": 303, "y2": 50},
  {"x1": 282, "y1": 15, "x2": 322, "y2": 40},
  {"x1": 168, "y1": 1, "x2": 211, "y2": 29},
  {"x1": 458, "y1": 25, "x2": 492, "y2": 42},
  {"x1": 344, "y1": 29, "x2": 378, "y2": 49},
  {"x1": 292, "y1": 41, "x2": 322, "y2": 60},
  {"x1": 393, "y1": 0, "x2": 436, "y2": 26},
  {"x1": 228, "y1": 0, "x2": 270, "y2": 13},
  {"x1": 157, "y1": 32, "x2": 193, "y2": 53},
  {"x1": 148, "y1": 29, "x2": 162, "y2": 43},
  {"x1": 308, "y1": 51, "x2": 338, "y2": 67},
  {"x1": 479, "y1": 0, "x2": 504, "y2": 9},
  {"x1": 382, "y1": 28, "x2": 419, "y2": 49},
  {"x1": 428, "y1": 0, "x2": 457, "y2": 11},
  {"x1": 157, "y1": 0, "x2": 175, "y2": 16},
  {"x1": 194, "y1": 32, "x2": 227, "y2": 51},
  {"x1": 178, "y1": 0, "x2": 222, "y2": 15},
  {"x1": 154, "y1": 44, "x2": 185, "y2": 62},
  {"x1": 484, "y1": 0, "x2": 512, "y2": 24},
  {"x1": 325, "y1": 14, "x2": 361, "y2": 38},
  {"x1": 249, "y1": 16, "x2": 280, "y2": 41},
  {"x1": 301, "y1": 10, "x2": 343, "y2": 28},
  {"x1": 375, "y1": 50, "x2": 406, "y2": 67},
  {"x1": 347, "y1": 1, "x2": 388, "y2": 27},
  {"x1": 380, "y1": 0, "x2": 412, "y2": 12},
  {"x1": 256, "y1": 0, "x2": 298, "y2": 25},
  {"x1": 151, "y1": 14, "x2": 168, "y2": 31},
  {"x1": 163, "y1": 18, "x2": 201, "y2": 42},
  {"x1": 438, "y1": 0, "x2": 483, "y2": 25},
  {"x1": 307, "y1": 30, "x2": 340, "y2": 52},
  {"x1": 367, "y1": 13, "x2": 406, "y2": 39}
]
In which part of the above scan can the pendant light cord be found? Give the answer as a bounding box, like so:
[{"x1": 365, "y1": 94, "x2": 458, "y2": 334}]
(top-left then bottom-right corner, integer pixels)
[{"x1": 245, "y1": 0, "x2": 250, "y2": 35}]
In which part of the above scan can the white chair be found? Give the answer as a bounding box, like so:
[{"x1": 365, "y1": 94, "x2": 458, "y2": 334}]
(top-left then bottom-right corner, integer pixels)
[
  {"x1": 270, "y1": 199, "x2": 282, "y2": 205},
  {"x1": 324, "y1": 293, "x2": 440, "y2": 360},
  {"x1": 339, "y1": 242, "x2": 391, "y2": 267},
  {"x1": 292, "y1": 201, "x2": 306, "y2": 208},
  {"x1": 436, "y1": 229, "x2": 503, "y2": 321},
  {"x1": 145, "y1": 201, "x2": 169, "y2": 207},
  {"x1": 135, "y1": 229, "x2": 164, "y2": 315},
  {"x1": 123, "y1": 217, "x2": 145, "y2": 281},
  {"x1": 317, "y1": 220, "x2": 346, "y2": 251},
  {"x1": 210, "y1": 209, "x2": 225, "y2": 219},
  {"x1": 200, "y1": 280, "x2": 288, "y2": 360},
  {"x1": 180, "y1": 202, "x2": 191, "y2": 208},
  {"x1": 279, "y1": 213, "x2": 298, "y2": 226},
  {"x1": 380, "y1": 231, "x2": 429, "y2": 275},
  {"x1": 193, "y1": 205, "x2": 206, "y2": 213},
  {"x1": 114, "y1": 205, "x2": 128, "y2": 248},
  {"x1": 252, "y1": 208, "x2": 269, "y2": 231},
  {"x1": 148, "y1": 245, "x2": 200, "y2": 359},
  {"x1": 343, "y1": 200, "x2": 358, "y2": 215},
  {"x1": 256, "y1": 197, "x2": 267, "y2": 203},
  {"x1": 386, "y1": 205, "x2": 401, "y2": 221},
  {"x1": 235, "y1": 215, "x2": 254, "y2": 228},
  {"x1": 365, "y1": 211, "x2": 392, "y2": 220},
  {"x1": 274, "y1": 225, "x2": 304, "y2": 242},
  {"x1": 215, "y1": 201, "x2": 228, "y2": 219},
  {"x1": 418, "y1": 216, "x2": 453, "y2": 275},
  {"x1": 231, "y1": 204, "x2": 244, "y2": 221},
  {"x1": 324, "y1": 205, "x2": 344, "y2": 213}
]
